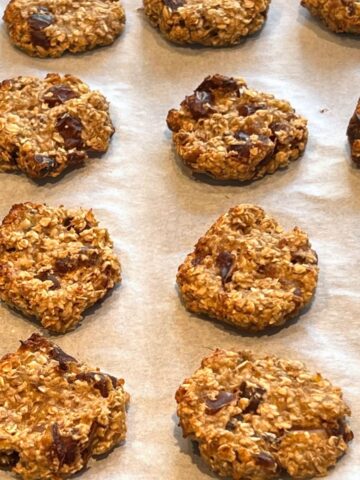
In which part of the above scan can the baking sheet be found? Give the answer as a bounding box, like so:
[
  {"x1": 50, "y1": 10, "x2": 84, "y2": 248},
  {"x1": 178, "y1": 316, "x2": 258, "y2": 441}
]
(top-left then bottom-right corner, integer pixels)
[{"x1": 0, "y1": 0, "x2": 359, "y2": 478}]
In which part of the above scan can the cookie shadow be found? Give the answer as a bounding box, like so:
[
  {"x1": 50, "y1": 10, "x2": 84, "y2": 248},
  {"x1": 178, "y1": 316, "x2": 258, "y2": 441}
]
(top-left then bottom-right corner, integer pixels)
[
  {"x1": 172, "y1": 147, "x2": 300, "y2": 188},
  {"x1": 0, "y1": 283, "x2": 121, "y2": 338},
  {"x1": 4, "y1": 28, "x2": 127, "y2": 62},
  {"x1": 172, "y1": 413, "x2": 220, "y2": 479},
  {"x1": 64, "y1": 439, "x2": 126, "y2": 480},
  {"x1": 0, "y1": 302, "x2": 46, "y2": 335},
  {"x1": 70, "y1": 283, "x2": 122, "y2": 332},
  {"x1": 93, "y1": 439, "x2": 127, "y2": 462},
  {"x1": 32, "y1": 163, "x2": 86, "y2": 186},
  {"x1": 176, "y1": 285, "x2": 316, "y2": 338},
  {"x1": 138, "y1": 8, "x2": 270, "y2": 55},
  {"x1": 0, "y1": 148, "x2": 111, "y2": 186}
]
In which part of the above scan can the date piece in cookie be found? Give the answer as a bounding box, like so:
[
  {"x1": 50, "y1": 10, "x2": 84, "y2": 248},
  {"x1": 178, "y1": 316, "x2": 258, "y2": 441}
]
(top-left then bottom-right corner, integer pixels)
[
  {"x1": 347, "y1": 98, "x2": 360, "y2": 164},
  {"x1": 176, "y1": 348, "x2": 353, "y2": 479},
  {"x1": 301, "y1": 0, "x2": 360, "y2": 34},
  {"x1": 167, "y1": 75, "x2": 308, "y2": 182},
  {"x1": 0, "y1": 73, "x2": 114, "y2": 180},
  {"x1": 0, "y1": 203, "x2": 121, "y2": 333},
  {"x1": 143, "y1": 0, "x2": 271, "y2": 46},
  {"x1": 3, "y1": 0, "x2": 126, "y2": 57},
  {"x1": 177, "y1": 204, "x2": 318, "y2": 331},
  {"x1": 0, "y1": 333, "x2": 129, "y2": 480}
]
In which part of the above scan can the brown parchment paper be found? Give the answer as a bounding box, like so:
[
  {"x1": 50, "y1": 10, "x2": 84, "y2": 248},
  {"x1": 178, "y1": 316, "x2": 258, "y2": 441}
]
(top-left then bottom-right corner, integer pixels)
[{"x1": 0, "y1": 1, "x2": 359, "y2": 478}]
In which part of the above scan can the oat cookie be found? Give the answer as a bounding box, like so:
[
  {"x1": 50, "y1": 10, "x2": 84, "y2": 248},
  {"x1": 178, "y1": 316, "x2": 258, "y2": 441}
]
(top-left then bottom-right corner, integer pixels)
[
  {"x1": 167, "y1": 75, "x2": 308, "y2": 181},
  {"x1": 347, "y1": 98, "x2": 360, "y2": 164},
  {"x1": 3, "y1": 0, "x2": 126, "y2": 57},
  {"x1": 0, "y1": 203, "x2": 121, "y2": 333},
  {"x1": 177, "y1": 204, "x2": 318, "y2": 331},
  {"x1": 301, "y1": 0, "x2": 360, "y2": 33},
  {"x1": 176, "y1": 349, "x2": 353, "y2": 480},
  {"x1": 0, "y1": 74, "x2": 114, "y2": 180},
  {"x1": 0, "y1": 333, "x2": 129, "y2": 480},
  {"x1": 143, "y1": 0, "x2": 271, "y2": 46}
]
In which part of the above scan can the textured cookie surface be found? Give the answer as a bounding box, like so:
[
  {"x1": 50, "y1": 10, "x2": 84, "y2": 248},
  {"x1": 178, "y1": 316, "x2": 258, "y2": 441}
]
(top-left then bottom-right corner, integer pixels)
[
  {"x1": 176, "y1": 349, "x2": 353, "y2": 479},
  {"x1": 0, "y1": 333, "x2": 129, "y2": 480},
  {"x1": 177, "y1": 204, "x2": 318, "y2": 331},
  {"x1": 301, "y1": 0, "x2": 360, "y2": 33},
  {"x1": 347, "y1": 98, "x2": 360, "y2": 164},
  {"x1": 3, "y1": 0, "x2": 126, "y2": 57},
  {"x1": 0, "y1": 203, "x2": 121, "y2": 333},
  {"x1": 0, "y1": 74, "x2": 114, "y2": 179},
  {"x1": 167, "y1": 75, "x2": 308, "y2": 181},
  {"x1": 143, "y1": 0, "x2": 271, "y2": 46}
]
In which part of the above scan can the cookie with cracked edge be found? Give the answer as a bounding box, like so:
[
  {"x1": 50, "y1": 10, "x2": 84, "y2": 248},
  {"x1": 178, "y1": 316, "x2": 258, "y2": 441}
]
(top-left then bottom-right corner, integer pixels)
[
  {"x1": 301, "y1": 0, "x2": 360, "y2": 34},
  {"x1": 176, "y1": 348, "x2": 353, "y2": 480},
  {"x1": 0, "y1": 333, "x2": 129, "y2": 480},
  {"x1": 347, "y1": 98, "x2": 360, "y2": 164},
  {"x1": 0, "y1": 73, "x2": 114, "y2": 180},
  {"x1": 3, "y1": 0, "x2": 126, "y2": 58},
  {"x1": 0, "y1": 202, "x2": 121, "y2": 333},
  {"x1": 167, "y1": 75, "x2": 308, "y2": 181},
  {"x1": 143, "y1": 0, "x2": 271, "y2": 46},
  {"x1": 176, "y1": 204, "x2": 318, "y2": 331}
]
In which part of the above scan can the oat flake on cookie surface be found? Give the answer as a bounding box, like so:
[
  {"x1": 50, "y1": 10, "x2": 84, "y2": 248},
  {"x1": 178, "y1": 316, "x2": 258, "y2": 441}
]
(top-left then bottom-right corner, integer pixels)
[
  {"x1": 0, "y1": 73, "x2": 114, "y2": 180},
  {"x1": 176, "y1": 348, "x2": 353, "y2": 480},
  {"x1": 301, "y1": 0, "x2": 360, "y2": 34},
  {"x1": 0, "y1": 203, "x2": 121, "y2": 333},
  {"x1": 0, "y1": 333, "x2": 129, "y2": 480},
  {"x1": 143, "y1": 0, "x2": 271, "y2": 46},
  {"x1": 177, "y1": 204, "x2": 318, "y2": 331},
  {"x1": 3, "y1": 0, "x2": 126, "y2": 57},
  {"x1": 167, "y1": 75, "x2": 308, "y2": 182}
]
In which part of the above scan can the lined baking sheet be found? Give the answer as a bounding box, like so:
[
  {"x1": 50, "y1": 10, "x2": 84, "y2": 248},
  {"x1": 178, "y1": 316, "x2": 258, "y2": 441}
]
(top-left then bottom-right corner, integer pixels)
[{"x1": 0, "y1": 0, "x2": 359, "y2": 478}]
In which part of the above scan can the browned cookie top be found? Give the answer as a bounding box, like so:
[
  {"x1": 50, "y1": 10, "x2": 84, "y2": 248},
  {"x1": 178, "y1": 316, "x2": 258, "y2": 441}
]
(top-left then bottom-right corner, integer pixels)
[
  {"x1": 0, "y1": 74, "x2": 114, "y2": 180},
  {"x1": 143, "y1": 0, "x2": 271, "y2": 46},
  {"x1": 0, "y1": 203, "x2": 121, "y2": 333},
  {"x1": 301, "y1": 0, "x2": 360, "y2": 33},
  {"x1": 347, "y1": 98, "x2": 360, "y2": 164},
  {"x1": 0, "y1": 333, "x2": 129, "y2": 480},
  {"x1": 176, "y1": 349, "x2": 353, "y2": 479},
  {"x1": 167, "y1": 75, "x2": 308, "y2": 181},
  {"x1": 3, "y1": 0, "x2": 126, "y2": 57},
  {"x1": 177, "y1": 204, "x2": 318, "y2": 331}
]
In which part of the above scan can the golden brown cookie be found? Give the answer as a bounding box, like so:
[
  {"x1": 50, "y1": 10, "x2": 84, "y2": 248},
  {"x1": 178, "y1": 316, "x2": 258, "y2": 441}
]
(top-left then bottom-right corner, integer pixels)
[
  {"x1": 176, "y1": 348, "x2": 353, "y2": 479},
  {"x1": 0, "y1": 333, "x2": 129, "y2": 480},
  {"x1": 177, "y1": 204, "x2": 318, "y2": 331},
  {"x1": 301, "y1": 0, "x2": 360, "y2": 33},
  {"x1": 3, "y1": 0, "x2": 126, "y2": 57},
  {"x1": 167, "y1": 75, "x2": 308, "y2": 182},
  {"x1": 143, "y1": 0, "x2": 271, "y2": 46},
  {"x1": 0, "y1": 74, "x2": 114, "y2": 180},
  {"x1": 0, "y1": 203, "x2": 121, "y2": 333}
]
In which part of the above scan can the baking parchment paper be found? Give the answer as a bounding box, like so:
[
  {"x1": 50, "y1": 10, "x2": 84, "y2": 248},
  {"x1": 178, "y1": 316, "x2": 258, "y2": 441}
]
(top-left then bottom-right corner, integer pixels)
[{"x1": 0, "y1": 0, "x2": 359, "y2": 478}]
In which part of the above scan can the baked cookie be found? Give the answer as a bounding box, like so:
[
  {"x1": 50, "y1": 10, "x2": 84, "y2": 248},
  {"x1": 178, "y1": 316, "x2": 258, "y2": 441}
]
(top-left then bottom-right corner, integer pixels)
[
  {"x1": 0, "y1": 333, "x2": 129, "y2": 480},
  {"x1": 0, "y1": 203, "x2": 121, "y2": 333},
  {"x1": 3, "y1": 0, "x2": 126, "y2": 57},
  {"x1": 177, "y1": 204, "x2": 318, "y2": 331},
  {"x1": 301, "y1": 0, "x2": 360, "y2": 34},
  {"x1": 167, "y1": 75, "x2": 308, "y2": 181},
  {"x1": 0, "y1": 73, "x2": 114, "y2": 180},
  {"x1": 143, "y1": 0, "x2": 271, "y2": 46},
  {"x1": 176, "y1": 349, "x2": 353, "y2": 480},
  {"x1": 347, "y1": 98, "x2": 360, "y2": 164}
]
